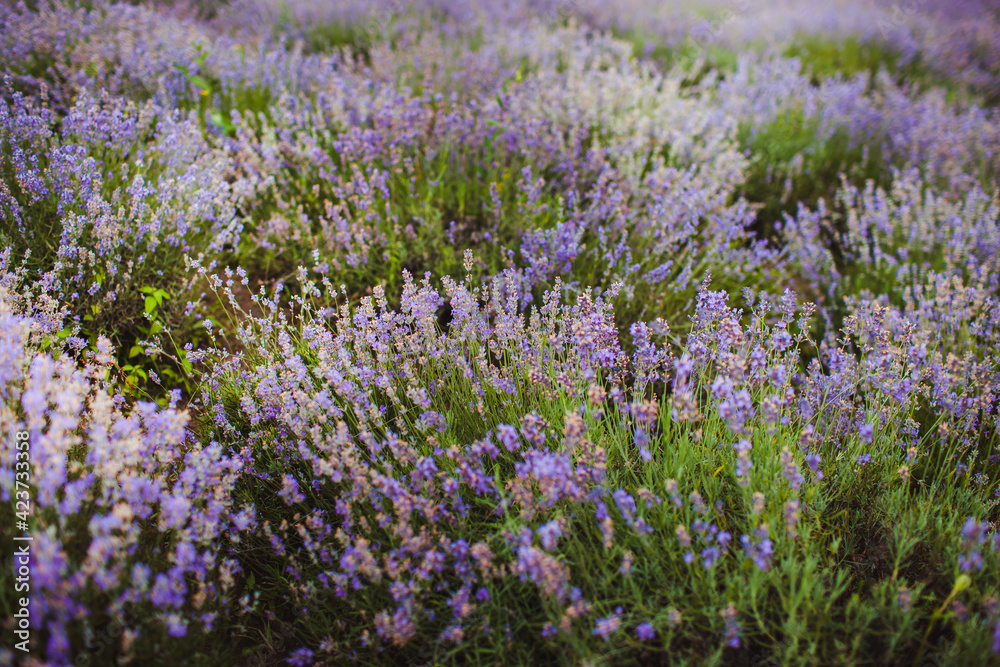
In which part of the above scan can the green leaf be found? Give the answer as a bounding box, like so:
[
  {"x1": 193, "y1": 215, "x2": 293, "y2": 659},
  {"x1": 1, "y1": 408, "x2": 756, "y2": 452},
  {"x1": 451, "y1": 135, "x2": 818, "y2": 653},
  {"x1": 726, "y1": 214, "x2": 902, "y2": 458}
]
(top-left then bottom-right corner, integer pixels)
[
  {"x1": 210, "y1": 110, "x2": 234, "y2": 134},
  {"x1": 189, "y1": 75, "x2": 212, "y2": 93},
  {"x1": 129, "y1": 345, "x2": 143, "y2": 359},
  {"x1": 149, "y1": 321, "x2": 163, "y2": 336},
  {"x1": 145, "y1": 296, "x2": 157, "y2": 314}
]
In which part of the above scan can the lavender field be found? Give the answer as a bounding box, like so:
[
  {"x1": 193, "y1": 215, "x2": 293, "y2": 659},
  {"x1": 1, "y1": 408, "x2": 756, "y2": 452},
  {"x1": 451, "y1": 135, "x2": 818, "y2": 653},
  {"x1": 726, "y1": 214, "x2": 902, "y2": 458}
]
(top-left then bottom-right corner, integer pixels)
[{"x1": 2, "y1": 0, "x2": 1000, "y2": 664}]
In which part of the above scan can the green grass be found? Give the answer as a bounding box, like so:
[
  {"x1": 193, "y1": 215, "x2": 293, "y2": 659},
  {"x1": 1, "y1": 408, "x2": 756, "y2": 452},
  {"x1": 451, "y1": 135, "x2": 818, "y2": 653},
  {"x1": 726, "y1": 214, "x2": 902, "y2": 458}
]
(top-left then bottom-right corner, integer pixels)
[
  {"x1": 784, "y1": 36, "x2": 912, "y2": 87},
  {"x1": 786, "y1": 34, "x2": 992, "y2": 107},
  {"x1": 613, "y1": 29, "x2": 742, "y2": 88},
  {"x1": 735, "y1": 107, "x2": 893, "y2": 245}
]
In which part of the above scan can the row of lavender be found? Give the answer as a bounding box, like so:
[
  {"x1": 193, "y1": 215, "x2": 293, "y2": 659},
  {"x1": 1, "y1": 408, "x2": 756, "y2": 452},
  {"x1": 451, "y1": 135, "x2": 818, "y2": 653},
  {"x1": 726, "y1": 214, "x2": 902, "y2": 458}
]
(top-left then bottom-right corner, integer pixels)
[{"x1": 1, "y1": 0, "x2": 999, "y2": 664}]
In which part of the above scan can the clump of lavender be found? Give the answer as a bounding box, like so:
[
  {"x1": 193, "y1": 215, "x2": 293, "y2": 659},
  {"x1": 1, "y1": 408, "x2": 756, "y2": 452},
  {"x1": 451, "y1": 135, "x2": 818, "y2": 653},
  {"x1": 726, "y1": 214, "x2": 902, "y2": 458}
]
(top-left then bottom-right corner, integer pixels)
[
  {"x1": 593, "y1": 607, "x2": 623, "y2": 642},
  {"x1": 635, "y1": 621, "x2": 656, "y2": 641},
  {"x1": 742, "y1": 525, "x2": 775, "y2": 572},
  {"x1": 957, "y1": 518, "x2": 998, "y2": 573},
  {"x1": 721, "y1": 603, "x2": 741, "y2": 648},
  {"x1": 734, "y1": 438, "x2": 753, "y2": 485},
  {"x1": 3, "y1": 0, "x2": 1000, "y2": 664}
]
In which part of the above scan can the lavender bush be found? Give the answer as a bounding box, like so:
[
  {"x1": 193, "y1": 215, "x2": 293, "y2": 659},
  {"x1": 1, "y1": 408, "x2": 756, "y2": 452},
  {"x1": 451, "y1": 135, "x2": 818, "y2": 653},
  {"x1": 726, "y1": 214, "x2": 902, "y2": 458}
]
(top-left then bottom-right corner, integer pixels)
[{"x1": 1, "y1": 1, "x2": 999, "y2": 665}]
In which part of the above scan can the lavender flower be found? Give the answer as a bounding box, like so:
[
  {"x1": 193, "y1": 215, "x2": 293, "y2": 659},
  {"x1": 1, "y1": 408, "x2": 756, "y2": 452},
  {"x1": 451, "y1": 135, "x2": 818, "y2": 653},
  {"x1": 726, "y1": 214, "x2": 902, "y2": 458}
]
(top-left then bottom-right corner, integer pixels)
[
  {"x1": 635, "y1": 622, "x2": 656, "y2": 641},
  {"x1": 734, "y1": 438, "x2": 753, "y2": 484},
  {"x1": 720, "y1": 603, "x2": 740, "y2": 648},
  {"x1": 780, "y1": 448, "x2": 804, "y2": 490},
  {"x1": 742, "y1": 525, "x2": 774, "y2": 571},
  {"x1": 593, "y1": 608, "x2": 622, "y2": 641}
]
